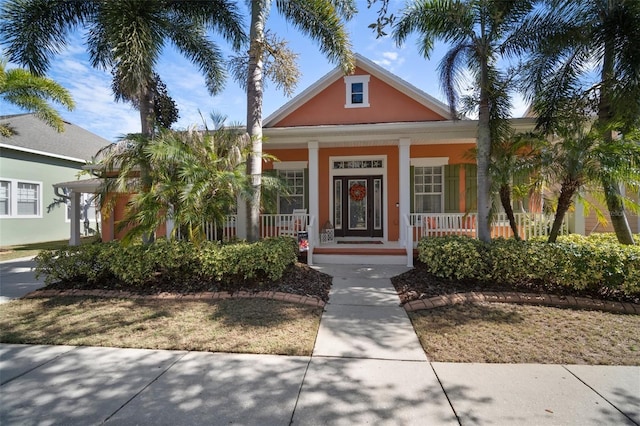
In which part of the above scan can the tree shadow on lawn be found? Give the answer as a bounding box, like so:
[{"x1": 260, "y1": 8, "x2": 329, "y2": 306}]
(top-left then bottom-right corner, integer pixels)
[
  {"x1": 208, "y1": 298, "x2": 323, "y2": 328},
  {"x1": 410, "y1": 303, "x2": 525, "y2": 333},
  {"x1": 1, "y1": 297, "x2": 173, "y2": 345}
]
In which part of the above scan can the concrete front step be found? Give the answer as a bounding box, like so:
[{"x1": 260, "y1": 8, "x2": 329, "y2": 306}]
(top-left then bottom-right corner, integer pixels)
[
  {"x1": 311, "y1": 245, "x2": 412, "y2": 265},
  {"x1": 312, "y1": 253, "x2": 410, "y2": 265}
]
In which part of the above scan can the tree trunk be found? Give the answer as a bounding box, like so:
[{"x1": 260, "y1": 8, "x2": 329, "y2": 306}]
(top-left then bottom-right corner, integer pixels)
[
  {"x1": 138, "y1": 83, "x2": 155, "y2": 243},
  {"x1": 139, "y1": 83, "x2": 155, "y2": 140},
  {"x1": 476, "y1": 63, "x2": 492, "y2": 243},
  {"x1": 499, "y1": 184, "x2": 520, "y2": 241},
  {"x1": 245, "y1": 1, "x2": 270, "y2": 242},
  {"x1": 548, "y1": 180, "x2": 578, "y2": 243},
  {"x1": 597, "y1": 0, "x2": 635, "y2": 245}
]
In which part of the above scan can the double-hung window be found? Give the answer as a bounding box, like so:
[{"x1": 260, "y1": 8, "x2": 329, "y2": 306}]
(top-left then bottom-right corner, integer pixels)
[
  {"x1": 414, "y1": 166, "x2": 443, "y2": 213},
  {"x1": 0, "y1": 179, "x2": 42, "y2": 217},
  {"x1": 0, "y1": 181, "x2": 9, "y2": 216},
  {"x1": 278, "y1": 170, "x2": 305, "y2": 214}
]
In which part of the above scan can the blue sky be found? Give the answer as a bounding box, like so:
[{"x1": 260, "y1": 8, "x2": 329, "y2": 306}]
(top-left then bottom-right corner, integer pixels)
[{"x1": 1, "y1": 1, "x2": 527, "y2": 143}]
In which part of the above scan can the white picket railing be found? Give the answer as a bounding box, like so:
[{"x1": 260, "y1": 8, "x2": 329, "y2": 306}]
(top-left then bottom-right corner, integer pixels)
[
  {"x1": 408, "y1": 212, "x2": 568, "y2": 244},
  {"x1": 260, "y1": 213, "x2": 309, "y2": 238},
  {"x1": 174, "y1": 215, "x2": 238, "y2": 242},
  {"x1": 175, "y1": 214, "x2": 312, "y2": 242}
]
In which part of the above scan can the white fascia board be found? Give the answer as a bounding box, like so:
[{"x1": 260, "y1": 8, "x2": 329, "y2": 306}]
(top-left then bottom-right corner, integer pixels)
[
  {"x1": 52, "y1": 178, "x2": 104, "y2": 192},
  {"x1": 0, "y1": 143, "x2": 86, "y2": 163},
  {"x1": 264, "y1": 53, "x2": 455, "y2": 127},
  {"x1": 264, "y1": 119, "x2": 478, "y2": 139}
]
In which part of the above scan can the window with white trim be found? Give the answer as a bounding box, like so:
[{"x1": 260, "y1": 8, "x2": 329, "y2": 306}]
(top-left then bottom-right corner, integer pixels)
[
  {"x1": 0, "y1": 181, "x2": 9, "y2": 216},
  {"x1": 344, "y1": 75, "x2": 370, "y2": 108},
  {"x1": 0, "y1": 179, "x2": 42, "y2": 217},
  {"x1": 278, "y1": 170, "x2": 305, "y2": 214},
  {"x1": 414, "y1": 166, "x2": 443, "y2": 213}
]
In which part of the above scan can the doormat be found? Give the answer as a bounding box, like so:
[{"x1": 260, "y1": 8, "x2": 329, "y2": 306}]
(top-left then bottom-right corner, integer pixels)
[{"x1": 337, "y1": 240, "x2": 383, "y2": 244}]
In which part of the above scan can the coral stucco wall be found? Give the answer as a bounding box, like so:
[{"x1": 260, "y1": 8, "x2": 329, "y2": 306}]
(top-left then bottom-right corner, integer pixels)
[{"x1": 273, "y1": 67, "x2": 446, "y2": 127}]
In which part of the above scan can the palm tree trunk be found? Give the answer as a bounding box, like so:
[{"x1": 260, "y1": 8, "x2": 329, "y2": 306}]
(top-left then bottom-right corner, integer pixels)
[
  {"x1": 598, "y1": 0, "x2": 635, "y2": 245},
  {"x1": 138, "y1": 83, "x2": 155, "y2": 243},
  {"x1": 499, "y1": 184, "x2": 520, "y2": 240},
  {"x1": 476, "y1": 64, "x2": 492, "y2": 243},
  {"x1": 245, "y1": 0, "x2": 270, "y2": 242},
  {"x1": 139, "y1": 83, "x2": 155, "y2": 140},
  {"x1": 548, "y1": 180, "x2": 578, "y2": 243}
]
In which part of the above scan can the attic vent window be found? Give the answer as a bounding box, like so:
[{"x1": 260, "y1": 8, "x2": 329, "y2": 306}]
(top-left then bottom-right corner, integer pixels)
[{"x1": 344, "y1": 75, "x2": 370, "y2": 108}]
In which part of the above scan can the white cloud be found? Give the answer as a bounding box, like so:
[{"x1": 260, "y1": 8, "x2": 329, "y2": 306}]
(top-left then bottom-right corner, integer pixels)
[{"x1": 382, "y1": 51, "x2": 398, "y2": 61}]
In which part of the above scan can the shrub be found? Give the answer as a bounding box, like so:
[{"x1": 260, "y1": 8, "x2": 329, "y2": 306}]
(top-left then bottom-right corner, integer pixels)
[
  {"x1": 107, "y1": 239, "x2": 201, "y2": 286},
  {"x1": 35, "y1": 237, "x2": 299, "y2": 289},
  {"x1": 198, "y1": 237, "x2": 298, "y2": 282},
  {"x1": 35, "y1": 242, "x2": 116, "y2": 285},
  {"x1": 418, "y1": 236, "x2": 490, "y2": 280},
  {"x1": 417, "y1": 234, "x2": 640, "y2": 296}
]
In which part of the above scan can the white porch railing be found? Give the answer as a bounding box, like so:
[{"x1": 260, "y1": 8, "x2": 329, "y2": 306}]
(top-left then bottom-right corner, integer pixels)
[
  {"x1": 174, "y1": 215, "x2": 238, "y2": 242},
  {"x1": 260, "y1": 213, "x2": 309, "y2": 238},
  {"x1": 175, "y1": 214, "x2": 312, "y2": 242},
  {"x1": 408, "y1": 212, "x2": 568, "y2": 245}
]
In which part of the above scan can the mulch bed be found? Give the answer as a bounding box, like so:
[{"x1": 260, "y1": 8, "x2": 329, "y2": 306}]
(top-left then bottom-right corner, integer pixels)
[
  {"x1": 42, "y1": 262, "x2": 333, "y2": 303},
  {"x1": 392, "y1": 261, "x2": 640, "y2": 306}
]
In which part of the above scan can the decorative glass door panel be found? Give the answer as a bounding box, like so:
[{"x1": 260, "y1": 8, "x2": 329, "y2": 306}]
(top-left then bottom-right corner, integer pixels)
[
  {"x1": 333, "y1": 175, "x2": 383, "y2": 237},
  {"x1": 348, "y1": 179, "x2": 367, "y2": 231}
]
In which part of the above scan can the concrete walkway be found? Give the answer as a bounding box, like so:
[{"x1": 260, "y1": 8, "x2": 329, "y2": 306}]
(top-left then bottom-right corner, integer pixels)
[{"x1": 1, "y1": 263, "x2": 639, "y2": 425}]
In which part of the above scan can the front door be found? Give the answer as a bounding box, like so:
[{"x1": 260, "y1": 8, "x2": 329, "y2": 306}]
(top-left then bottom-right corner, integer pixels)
[{"x1": 333, "y1": 175, "x2": 383, "y2": 237}]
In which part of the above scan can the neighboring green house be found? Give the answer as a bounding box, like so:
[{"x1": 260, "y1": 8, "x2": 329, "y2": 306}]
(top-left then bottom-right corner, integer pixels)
[{"x1": 0, "y1": 113, "x2": 109, "y2": 246}]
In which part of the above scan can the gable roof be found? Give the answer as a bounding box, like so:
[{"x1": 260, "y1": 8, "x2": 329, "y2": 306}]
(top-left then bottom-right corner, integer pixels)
[
  {"x1": 0, "y1": 113, "x2": 110, "y2": 163},
  {"x1": 264, "y1": 53, "x2": 452, "y2": 127}
]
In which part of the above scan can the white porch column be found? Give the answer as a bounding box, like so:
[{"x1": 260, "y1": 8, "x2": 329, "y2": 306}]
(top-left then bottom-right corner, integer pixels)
[
  {"x1": 398, "y1": 138, "x2": 411, "y2": 244},
  {"x1": 236, "y1": 195, "x2": 247, "y2": 240},
  {"x1": 308, "y1": 141, "x2": 319, "y2": 244},
  {"x1": 165, "y1": 206, "x2": 175, "y2": 240},
  {"x1": 69, "y1": 191, "x2": 81, "y2": 246},
  {"x1": 572, "y1": 196, "x2": 586, "y2": 236}
]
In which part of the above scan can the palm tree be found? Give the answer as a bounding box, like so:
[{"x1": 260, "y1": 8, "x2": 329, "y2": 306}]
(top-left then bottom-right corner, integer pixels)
[
  {"x1": 0, "y1": 0, "x2": 245, "y2": 139},
  {"x1": 0, "y1": 60, "x2": 74, "y2": 136},
  {"x1": 244, "y1": 0, "x2": 356, "y2": 241},
  {"x1": 532, "y1": 98, "x2": 640, "y2": 242},
  {"x1": 521, "y1": 0, "x2": 640, "y2": 244},
  {"x1": 393, "y1": 0, "x2": 535, "y2": 242},
  {"x1": 95, "y1": 114, "x2": 251, "y2": 244},
  {"x1": 469, "y1": 131, "x2": 541, "y2": 239}
]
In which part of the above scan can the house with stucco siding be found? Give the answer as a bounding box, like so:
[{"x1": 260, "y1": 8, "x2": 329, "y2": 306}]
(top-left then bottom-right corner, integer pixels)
[{"x1": 0, "y1": 113, "x2": 109, "y2": 246}]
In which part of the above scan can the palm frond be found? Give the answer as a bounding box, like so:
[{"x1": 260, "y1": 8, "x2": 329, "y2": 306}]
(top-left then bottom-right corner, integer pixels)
[{"x1": 276, "y1": 0, "x2": 355, "y2": 74}]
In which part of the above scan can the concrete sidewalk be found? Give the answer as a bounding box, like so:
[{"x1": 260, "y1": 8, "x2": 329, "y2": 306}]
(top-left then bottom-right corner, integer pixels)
[{"x1": 1, "y1": 263, "x2": 639, "y2": 425}]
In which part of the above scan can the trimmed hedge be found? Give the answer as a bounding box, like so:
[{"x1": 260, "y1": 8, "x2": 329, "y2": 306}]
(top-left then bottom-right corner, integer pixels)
[
  {"x1": 35, "y1": 237, "x2": 299, "y2": 288},
  {"x1": 417, "y1": 234, "x2": 640, "y2": 296}
]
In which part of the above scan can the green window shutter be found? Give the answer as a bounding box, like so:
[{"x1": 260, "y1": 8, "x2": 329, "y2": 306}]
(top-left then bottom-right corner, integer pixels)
[
  {"x1": 409, "y1": 166, "x2": 415, "y2": 213},
  {"x1": 444, "y1": 164, "x2": 460, "y2": 213},
  {"x1": 303, "y1": 168, "x2": 309, "y2": 211},
  {"x1": 464, "y1": 164, "x2": 478, "y2": 212}
]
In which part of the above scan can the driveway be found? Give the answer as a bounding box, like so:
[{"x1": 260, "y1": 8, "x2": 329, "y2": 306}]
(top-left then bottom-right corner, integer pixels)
[{"x1": 0, "y1": 258, "x2": 45, "y2": 304}]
